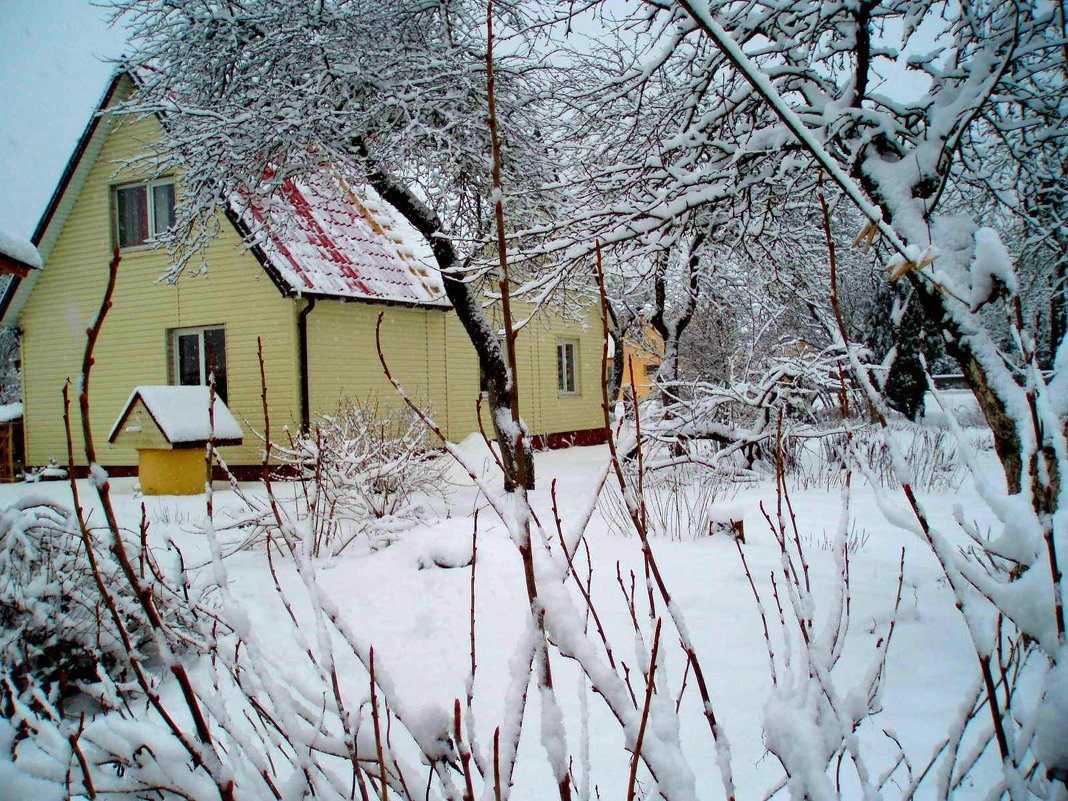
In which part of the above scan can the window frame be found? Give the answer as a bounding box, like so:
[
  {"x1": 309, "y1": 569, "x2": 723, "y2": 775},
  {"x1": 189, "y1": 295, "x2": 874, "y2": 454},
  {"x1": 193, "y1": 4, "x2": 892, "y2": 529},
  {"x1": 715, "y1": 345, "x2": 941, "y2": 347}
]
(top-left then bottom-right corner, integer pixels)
[
  {"x1": 169, "y1": 325, "x2": 227, "y2": 403},
  {"x1": 112, "y1": 177, "x2": 176, "y2": 251},
  {"x1": 556, "y1": 338, "x2": 580, "y2": 397}
]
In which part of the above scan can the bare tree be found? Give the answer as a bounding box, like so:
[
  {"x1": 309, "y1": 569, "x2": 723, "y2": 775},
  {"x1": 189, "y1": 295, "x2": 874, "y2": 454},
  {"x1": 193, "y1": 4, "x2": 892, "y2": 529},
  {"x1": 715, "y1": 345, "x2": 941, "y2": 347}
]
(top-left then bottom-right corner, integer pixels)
[
  {"x1": 530, "y1": 0, "x2": 1068, "y2": 789},
  {"x1": 109, "y1": 0, "x2": 565, "y2": 491}
]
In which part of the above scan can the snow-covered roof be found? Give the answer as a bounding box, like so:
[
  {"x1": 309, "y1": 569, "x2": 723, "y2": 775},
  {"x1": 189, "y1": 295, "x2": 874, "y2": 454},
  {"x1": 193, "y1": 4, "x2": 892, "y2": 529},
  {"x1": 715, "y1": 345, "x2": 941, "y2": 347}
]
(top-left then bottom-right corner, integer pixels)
[
  {"x1": 0, "y1": 229, "x2": 43, "y2": 274},
  {"x1": 232, "y1": 171, "x2": 447, "y2": 308},
  {"x1": 108, "y1": 386, "x2": 243, "y2": 447},
  {"x1": 0, "y1": 402, "x2": 23, "y2": 423}
]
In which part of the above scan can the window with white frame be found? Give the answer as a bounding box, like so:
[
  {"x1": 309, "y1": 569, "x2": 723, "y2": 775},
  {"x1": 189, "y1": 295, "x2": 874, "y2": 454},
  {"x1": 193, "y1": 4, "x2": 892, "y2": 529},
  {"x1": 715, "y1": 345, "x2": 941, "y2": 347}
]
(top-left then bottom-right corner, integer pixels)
[
  {"x1": 114, "y1": 178, "x2": 175, "y2": 249},
  {"x1": 170, "y1": 326, "x2": 228, "y2": 403},
  {"x1": 557, "y1": 339, "x2": 579, "y2": 395}
]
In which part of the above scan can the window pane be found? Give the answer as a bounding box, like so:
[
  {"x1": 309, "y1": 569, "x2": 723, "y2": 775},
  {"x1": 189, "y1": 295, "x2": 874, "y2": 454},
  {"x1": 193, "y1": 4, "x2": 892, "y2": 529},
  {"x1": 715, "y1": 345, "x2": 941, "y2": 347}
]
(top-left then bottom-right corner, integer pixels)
[
  {"x1": 558, "y1": 342, "x2": 576, "y2": 393},
  {"x1": 152, "y1": 182, "x2": 175, "y2": 235},
  {"x1": 203, "y1": 328, "x2": 228, "y2": 404},
  {"x1": 177, "y1": 333, "x2": 201, "y2": 386},
  {"x1": 116, "y1": 185, "x2": 149, "y2": 248}
]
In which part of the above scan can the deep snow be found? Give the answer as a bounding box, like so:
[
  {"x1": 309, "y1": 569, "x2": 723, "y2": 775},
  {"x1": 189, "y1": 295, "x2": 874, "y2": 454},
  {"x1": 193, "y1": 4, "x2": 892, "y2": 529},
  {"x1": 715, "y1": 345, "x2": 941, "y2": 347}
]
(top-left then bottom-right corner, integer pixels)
[{"x1": 0, "y1": 413, "x2": 1012, "y2": 798}]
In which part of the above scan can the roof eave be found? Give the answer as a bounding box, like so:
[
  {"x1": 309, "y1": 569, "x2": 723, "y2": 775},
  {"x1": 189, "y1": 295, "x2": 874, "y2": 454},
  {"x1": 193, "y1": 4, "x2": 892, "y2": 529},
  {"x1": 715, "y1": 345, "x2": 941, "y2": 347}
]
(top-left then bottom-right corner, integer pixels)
[{"x1": 296, "y1": 289, "x2": 451, "y2": 312}]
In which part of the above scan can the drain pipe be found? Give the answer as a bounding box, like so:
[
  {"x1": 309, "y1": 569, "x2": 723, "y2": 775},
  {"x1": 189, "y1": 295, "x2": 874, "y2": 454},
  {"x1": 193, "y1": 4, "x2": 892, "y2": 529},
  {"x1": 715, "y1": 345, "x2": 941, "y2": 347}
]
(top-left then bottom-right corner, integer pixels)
[{"x1": 297, "y1": 297, "x2": 317, "y2": 432}]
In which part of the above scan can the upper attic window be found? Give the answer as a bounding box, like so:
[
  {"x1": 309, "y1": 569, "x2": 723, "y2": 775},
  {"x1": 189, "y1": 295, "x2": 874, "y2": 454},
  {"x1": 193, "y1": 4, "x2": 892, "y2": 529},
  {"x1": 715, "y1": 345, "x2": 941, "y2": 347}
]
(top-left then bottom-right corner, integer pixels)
[{"x1": 114, "y1": 179, "x2": 175, "y2": 249}]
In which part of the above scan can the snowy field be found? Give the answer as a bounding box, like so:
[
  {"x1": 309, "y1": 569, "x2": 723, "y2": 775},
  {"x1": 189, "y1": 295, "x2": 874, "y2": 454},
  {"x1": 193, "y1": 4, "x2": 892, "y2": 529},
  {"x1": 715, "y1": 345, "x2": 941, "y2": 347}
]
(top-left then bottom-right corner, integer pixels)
[{"x1": 0, "y1": 394, "x2": 1019, "y2": 799}]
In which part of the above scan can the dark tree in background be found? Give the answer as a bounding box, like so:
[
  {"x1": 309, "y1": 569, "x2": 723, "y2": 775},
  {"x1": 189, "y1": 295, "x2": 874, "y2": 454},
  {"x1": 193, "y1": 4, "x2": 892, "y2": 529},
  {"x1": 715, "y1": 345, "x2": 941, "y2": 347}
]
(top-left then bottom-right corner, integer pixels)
[
  {"x1": 0, "y1": 328, "x2": 18, "y2": 406},
  {"x1": 882, "y1": 294, "x2": 926, "y2": 421}
]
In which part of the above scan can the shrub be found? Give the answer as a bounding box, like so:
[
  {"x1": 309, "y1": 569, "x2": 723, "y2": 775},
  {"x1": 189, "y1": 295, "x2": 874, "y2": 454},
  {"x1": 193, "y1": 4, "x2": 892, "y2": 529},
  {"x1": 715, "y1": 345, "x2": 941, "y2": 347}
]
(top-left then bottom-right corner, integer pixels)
[
  {"x1": 0, "y1": 497, "x2": 204, "y2": 706},
  {"x1": 246, "y1": 399, "x2": 449, "y2": 556},
  {"x1": 600, "y1": 457, "x2": 741, "y2": 540}
]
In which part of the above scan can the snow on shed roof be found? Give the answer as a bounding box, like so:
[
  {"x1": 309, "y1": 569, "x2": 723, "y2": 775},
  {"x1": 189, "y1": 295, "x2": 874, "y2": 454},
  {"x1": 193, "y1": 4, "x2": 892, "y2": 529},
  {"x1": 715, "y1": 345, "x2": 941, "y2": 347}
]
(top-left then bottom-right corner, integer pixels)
[
  {"x1": 232, "y1": 171, "x2": 447, "y2": 308},
  {"x1": 108, "y1": 386, "x2": 243, "y2": 447}
]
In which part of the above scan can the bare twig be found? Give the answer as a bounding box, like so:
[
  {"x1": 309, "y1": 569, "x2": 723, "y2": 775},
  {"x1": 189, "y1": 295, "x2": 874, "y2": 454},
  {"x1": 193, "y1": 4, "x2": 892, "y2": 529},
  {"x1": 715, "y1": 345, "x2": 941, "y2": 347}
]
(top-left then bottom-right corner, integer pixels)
[{"x1": 625, "y1": 619, "x2": 662, "y2": 801}]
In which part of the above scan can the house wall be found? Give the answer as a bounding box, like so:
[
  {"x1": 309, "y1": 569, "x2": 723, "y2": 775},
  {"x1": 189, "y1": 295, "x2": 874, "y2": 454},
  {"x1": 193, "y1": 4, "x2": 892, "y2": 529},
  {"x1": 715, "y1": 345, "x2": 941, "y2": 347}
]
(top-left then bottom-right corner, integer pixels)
[
  {"x1": 20, "y1": 112, "x2": 301, "y2": 469},
  {"x1": 620, "y1": 327, "x2": 664, "y2": 401},
  {"x1": 20, "y1": 85, "x2": 604, "y2": 473},
  {"x1": 305, "y1": 299, "x2": 605, "y2": 443}
]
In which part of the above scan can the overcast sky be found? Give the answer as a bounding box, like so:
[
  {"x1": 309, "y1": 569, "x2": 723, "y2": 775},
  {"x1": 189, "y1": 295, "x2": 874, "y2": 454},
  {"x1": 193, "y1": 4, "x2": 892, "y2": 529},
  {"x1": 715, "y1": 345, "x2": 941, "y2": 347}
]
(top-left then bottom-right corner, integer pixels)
[
  {"x1": 0, "y1": 0, "x2": 127, "y2": 238},
  {"x1": 0, "y1": 0, "x2": 936, "y2": 242}
]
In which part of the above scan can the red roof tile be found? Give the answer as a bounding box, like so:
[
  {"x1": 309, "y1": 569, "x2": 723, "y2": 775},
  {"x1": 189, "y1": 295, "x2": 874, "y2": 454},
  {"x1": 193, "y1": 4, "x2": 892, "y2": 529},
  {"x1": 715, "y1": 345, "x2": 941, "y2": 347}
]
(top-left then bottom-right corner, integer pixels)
[{"x1": 232, "y1": 171, "x2": 447, "y2": 307}]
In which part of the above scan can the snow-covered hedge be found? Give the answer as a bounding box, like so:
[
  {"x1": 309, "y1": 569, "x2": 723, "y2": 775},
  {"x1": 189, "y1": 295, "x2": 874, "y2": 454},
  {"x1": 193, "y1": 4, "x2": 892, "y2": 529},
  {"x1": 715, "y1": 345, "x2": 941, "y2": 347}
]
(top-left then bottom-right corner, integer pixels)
[{"x1": 0, "y1": 497, "x2": 205, "y2": 701}]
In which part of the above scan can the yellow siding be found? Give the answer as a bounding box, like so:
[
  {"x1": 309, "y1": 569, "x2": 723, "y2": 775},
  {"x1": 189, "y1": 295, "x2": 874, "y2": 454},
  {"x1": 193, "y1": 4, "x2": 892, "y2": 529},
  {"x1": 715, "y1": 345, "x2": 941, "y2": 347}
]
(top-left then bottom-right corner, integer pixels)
[
  {"x1": 20, "y1": 111, "x2": 300, "y2": 468},
  {"x1": 305, "y1": 301, "x2": 439, "y2": 422},
  {"x1": 305, "y1": 298, "x2": 605, "y2": 443},
  {"x1": 514, "y1": 303, "x2": 604, "y2": 438}
]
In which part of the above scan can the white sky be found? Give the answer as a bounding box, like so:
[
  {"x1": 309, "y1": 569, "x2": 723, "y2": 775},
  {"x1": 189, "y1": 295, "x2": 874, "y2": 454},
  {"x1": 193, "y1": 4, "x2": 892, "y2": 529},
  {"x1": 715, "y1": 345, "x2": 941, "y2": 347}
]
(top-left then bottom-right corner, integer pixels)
[{"x1": 0, "y1": 0, "x2": 127, "y2": 237}]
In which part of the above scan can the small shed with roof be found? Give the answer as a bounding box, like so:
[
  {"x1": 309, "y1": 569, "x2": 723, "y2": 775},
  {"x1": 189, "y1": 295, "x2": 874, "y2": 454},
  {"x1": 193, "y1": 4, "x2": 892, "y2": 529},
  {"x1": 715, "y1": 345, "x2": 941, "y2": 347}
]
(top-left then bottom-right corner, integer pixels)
[{"x1": 109, "y1": 386, "x2": 243, "y2": 495}]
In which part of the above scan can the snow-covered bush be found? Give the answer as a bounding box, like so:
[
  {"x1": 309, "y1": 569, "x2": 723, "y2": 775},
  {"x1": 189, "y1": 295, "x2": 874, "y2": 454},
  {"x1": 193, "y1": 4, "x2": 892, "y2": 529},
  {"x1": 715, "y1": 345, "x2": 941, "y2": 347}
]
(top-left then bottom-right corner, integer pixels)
[
  {"x1": 244, "y1": 399, "x2": 448, "y2": 556},
  {"x1": 600, "y1": 458, "x2": 740, "y2": 541},
  {"x1": 0, "y1": 497, "x2": 204, "y2": 703},
  {"x1": 302, "y1": 399, "x2": 446, "y2": 519},
  {"x1": 634, "y1": 346, "x2": 859, "y2": 480},
  {"x1": 796, "y1": 425, "x2": 966, "y2": 493}
]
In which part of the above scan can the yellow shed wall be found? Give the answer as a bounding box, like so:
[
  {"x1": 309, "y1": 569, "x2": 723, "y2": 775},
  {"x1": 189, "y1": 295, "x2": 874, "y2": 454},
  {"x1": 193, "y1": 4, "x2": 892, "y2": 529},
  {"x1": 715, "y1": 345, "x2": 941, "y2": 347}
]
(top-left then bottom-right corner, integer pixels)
[
  {"x1": 20, "y1": 112, "x2": 300, "y2": 468},
  {"x1": 138, "y1": 448, "x2": 209, "y2": 496}
]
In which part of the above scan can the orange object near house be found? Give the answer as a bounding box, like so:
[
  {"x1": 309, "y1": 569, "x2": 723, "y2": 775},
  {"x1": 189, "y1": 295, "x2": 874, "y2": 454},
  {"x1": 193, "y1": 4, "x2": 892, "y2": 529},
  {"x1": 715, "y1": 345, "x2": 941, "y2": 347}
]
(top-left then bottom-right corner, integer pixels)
[{"x1": 619, "y1": 327, "x2": 664, "y2": 401}]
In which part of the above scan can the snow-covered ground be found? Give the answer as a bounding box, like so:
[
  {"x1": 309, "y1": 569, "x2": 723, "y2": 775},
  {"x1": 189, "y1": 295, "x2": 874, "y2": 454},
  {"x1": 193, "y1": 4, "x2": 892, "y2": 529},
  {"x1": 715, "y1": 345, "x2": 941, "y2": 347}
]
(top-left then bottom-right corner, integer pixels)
[{"x1": 0, "y1": 404, "x2": 1012, "y2": 798}]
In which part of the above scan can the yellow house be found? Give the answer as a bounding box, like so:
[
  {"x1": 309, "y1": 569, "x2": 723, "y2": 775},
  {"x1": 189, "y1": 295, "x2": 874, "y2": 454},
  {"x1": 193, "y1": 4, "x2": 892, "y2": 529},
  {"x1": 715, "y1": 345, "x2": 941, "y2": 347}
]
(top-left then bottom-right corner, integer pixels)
[
  {"x1": 0, "y1": 74, "x2": 605, "y2": 475},
  {"x1": 618, "y1": 327, "x2": 664, "y2": 401}
]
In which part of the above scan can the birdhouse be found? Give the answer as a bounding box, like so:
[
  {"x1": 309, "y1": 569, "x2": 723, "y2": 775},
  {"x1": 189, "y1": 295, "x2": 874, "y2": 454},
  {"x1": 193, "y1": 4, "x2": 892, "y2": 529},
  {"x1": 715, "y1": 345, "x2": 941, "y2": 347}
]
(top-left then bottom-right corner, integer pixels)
[{"x1": 108, "y1": 386, "x2": 243, "y2": 495}]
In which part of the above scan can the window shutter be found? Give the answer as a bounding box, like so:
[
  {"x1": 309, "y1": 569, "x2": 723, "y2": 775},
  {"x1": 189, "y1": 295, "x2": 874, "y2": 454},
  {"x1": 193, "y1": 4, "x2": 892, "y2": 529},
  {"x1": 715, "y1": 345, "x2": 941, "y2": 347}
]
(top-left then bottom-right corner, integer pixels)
[{"x1": 165, "y1": 329, "x2": 175, "y2": 385}]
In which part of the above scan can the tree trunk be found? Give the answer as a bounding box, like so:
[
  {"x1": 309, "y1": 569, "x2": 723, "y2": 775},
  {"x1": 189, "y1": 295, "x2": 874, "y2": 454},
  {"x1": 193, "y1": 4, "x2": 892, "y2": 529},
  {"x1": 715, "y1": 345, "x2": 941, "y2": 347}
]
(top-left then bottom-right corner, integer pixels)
[
  {"x1": 609, "y1": 324, "x2": 625, "y2": 405},
  {"x1": 356, "y1": 146, "x2": 534, "y2": 490}
]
